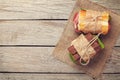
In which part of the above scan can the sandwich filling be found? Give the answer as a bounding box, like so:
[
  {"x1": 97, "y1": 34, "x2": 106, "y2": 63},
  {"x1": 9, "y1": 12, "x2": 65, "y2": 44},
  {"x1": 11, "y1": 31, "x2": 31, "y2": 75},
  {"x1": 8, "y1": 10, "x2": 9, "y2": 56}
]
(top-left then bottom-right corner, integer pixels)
[{"x1": 68, "y1": 33, "x2": 104, "y2": 65}]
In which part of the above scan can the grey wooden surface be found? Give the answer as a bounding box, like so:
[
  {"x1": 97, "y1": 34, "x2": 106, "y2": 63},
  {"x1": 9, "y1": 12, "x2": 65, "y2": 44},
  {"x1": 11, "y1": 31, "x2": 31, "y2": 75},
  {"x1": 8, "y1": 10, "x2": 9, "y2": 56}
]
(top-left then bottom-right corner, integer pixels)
[{"x1": 0, "y1": 0, "x2": 119, "y2": 80}]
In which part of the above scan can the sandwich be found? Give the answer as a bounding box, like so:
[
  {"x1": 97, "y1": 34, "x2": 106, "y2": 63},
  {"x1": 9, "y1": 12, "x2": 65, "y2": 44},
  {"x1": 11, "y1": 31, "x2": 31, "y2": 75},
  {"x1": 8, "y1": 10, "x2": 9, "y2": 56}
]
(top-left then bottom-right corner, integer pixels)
[
  {"x1": 68, "y1": 33, "x2": 104, "y2": 65},
  {"x1": 73, "y1": 9, "x2": 110, "y2": 35}
]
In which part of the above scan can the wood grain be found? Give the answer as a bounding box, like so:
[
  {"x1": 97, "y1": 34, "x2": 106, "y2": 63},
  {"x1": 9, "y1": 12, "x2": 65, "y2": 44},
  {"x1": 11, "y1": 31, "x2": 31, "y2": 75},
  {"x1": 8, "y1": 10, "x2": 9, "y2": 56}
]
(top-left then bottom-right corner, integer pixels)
[
  {"x1": 0, "y1": 73, "x2": 92, "y2": 80},
  {"x1": 0, "y1": 21, "x2": 65, "y2": 45},
  {"x1": 0, "y1": 47, "x2": 119, "y2": 73},
  {"x1": 91, "y1": 0, "x2": 120, "y2": 9},
  {"x1": 0, "y1": 73, "x2": 119, "y2": 80},
  {"x1": 91, "y1": 0, "x2": 120, "y2": 14},
  {"x1": 0, "y1": 0, "x2": 119, "y2": 19},
  {"x1": 0, "y1": 0, "x2": 119, "y2": 80},
  {"x1": 0, "y1": 0, "x2": 75, "y2": 19},
  {"x1": 0, "y1": 20, "x2": 119, "y2": 46}
]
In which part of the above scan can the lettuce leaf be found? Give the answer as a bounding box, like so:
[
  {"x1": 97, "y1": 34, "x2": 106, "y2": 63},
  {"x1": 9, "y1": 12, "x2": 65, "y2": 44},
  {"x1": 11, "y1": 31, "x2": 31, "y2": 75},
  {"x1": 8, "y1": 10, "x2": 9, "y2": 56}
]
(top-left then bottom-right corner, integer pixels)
[
  {"x1": 69, "y1": 53, "x2": 76, "y2": 63},
  {"x1": 98, "y1": 38, "x2": 105, "y2": 49},
  {"x1": 80, "y1": 8, "x2": 86, "y2": 11}
]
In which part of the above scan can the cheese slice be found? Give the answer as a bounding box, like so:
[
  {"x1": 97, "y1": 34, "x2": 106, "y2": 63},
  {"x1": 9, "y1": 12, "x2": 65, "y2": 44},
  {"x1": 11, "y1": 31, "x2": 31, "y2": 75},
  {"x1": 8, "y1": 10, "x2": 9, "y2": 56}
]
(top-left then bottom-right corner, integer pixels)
[
  {"x1": 102, "y1": 12, "x2": 109, "y2": 21},
  {"x1": 101, "y1": 21, "x2": 109, "y2": 34},
  {"x1": 79, "y1": 10, "x2": 86, "y2": 20}
]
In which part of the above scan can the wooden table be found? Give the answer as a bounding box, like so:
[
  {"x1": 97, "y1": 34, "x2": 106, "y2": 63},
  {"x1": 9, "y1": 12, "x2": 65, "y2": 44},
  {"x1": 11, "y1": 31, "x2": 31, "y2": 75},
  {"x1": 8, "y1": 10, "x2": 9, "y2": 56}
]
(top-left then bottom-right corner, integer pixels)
[{"x1": 0, "y1": 0, "x2": 119, "y2": 80}]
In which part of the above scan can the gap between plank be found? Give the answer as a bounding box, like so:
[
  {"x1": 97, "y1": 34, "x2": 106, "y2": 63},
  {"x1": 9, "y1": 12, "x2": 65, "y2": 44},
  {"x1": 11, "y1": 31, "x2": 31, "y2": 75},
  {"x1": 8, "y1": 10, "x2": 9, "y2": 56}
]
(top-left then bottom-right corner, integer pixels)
[
  {"x1": 0, "y1": 71, "x2": 119, "y2": 74},
  {"x1": 0, "y1": 19, "x2": 67, "y2": 21},
  {"x1": 114, "y1": 46, "x2": 120, "y2": 47},
  {"x1": 0, "y1": 45, "x2": 55, "y2": 47},
  {"x1": 0, "y1": 45, "x2": 119, "y2": 47}
]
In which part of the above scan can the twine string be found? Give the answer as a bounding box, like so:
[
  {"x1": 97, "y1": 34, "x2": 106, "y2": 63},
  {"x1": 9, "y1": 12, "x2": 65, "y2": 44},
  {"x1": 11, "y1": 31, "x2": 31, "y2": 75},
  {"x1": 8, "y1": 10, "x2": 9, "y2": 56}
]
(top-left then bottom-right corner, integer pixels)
[{"x1": 80, "y1": 33, "x2": 101, "y2": 65}]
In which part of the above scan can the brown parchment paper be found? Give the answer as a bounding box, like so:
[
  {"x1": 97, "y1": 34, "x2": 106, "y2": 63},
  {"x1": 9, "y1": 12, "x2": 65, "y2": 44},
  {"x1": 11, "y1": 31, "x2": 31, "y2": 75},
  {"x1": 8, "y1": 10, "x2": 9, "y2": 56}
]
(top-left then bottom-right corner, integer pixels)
[{"x1": 52, "y1": 0, "x2": 120, "y2": 78}]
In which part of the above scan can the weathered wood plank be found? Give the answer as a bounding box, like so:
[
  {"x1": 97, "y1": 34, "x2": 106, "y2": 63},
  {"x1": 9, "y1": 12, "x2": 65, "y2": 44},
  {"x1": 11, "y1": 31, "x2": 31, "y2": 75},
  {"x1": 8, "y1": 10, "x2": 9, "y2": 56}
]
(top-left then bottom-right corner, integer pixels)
[
  {"x1": 0, "y1": 21, "x2": 120, "y2": 46},
  {"x1": 92, "y1": 0, "x2": 120, "y2": 4},
  {"x1": 0, "y1": 21, "x2": 65, "y2": 45},
  {"x1": 91, "y1": 0, "x2": 120, "y2": 9},
  {"x1": 0, "y1": 73, "x2": 119, "y2": 80},
  {"x1": 92, "y1": 0, "x2": 120, "y2": 10},
  {"x1": 0, "y1": 0, "x2": 75, "y2": 19},
  {"x1": 0, "y1": 0, "x2": 119, "y2": 19},
  {"x1": 0, "y1": 47, "x2": 119, "y2": 73},
  {"x1": 0, "y1": 73, "x2": 92, "y2": 80},
  {"x1": 91, "y1": 0, "x2": 120, "y2": 14}
]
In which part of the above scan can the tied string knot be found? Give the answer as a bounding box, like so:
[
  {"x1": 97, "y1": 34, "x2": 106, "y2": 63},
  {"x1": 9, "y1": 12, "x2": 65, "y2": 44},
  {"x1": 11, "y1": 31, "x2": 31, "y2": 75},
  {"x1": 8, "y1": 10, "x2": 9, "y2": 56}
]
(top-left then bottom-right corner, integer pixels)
[{"x1": 80, "y1": 33, "x2": 101, "y2": 65}]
